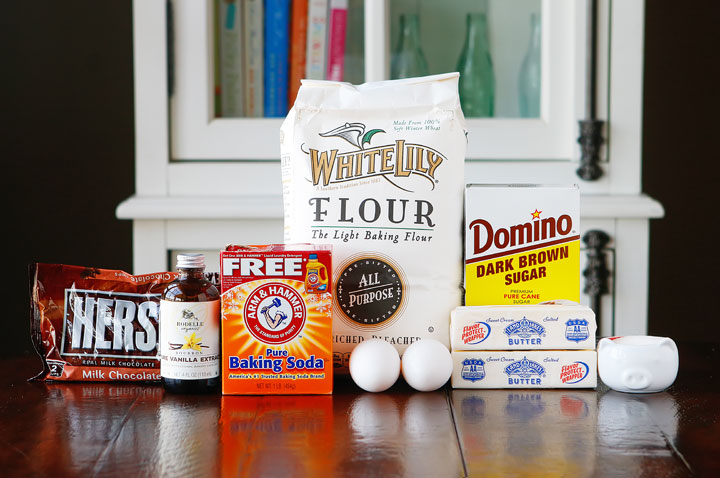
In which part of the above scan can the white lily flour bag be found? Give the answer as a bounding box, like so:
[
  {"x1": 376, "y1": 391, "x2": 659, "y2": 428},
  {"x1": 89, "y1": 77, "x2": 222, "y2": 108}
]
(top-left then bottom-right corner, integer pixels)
[{"x1": 281, "y1": 73, "x2": 466, "y2": 371}]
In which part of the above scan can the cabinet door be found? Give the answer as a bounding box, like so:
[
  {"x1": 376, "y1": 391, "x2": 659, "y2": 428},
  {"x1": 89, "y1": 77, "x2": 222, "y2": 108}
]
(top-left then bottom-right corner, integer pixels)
[
  {"x1": 387, "y1": 0, "x2": 584, "y2": 162},
  {"x1": 170, "y1": 0, "x2": 365, "y2": 160},
  {"x1": 167, "y1": 0, "x2": 622, "y2": 192}
]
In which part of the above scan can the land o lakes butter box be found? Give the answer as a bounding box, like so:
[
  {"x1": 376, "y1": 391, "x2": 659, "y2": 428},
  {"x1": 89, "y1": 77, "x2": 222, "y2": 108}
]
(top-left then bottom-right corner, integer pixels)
[
  {"x1": 464, "y1": 184, "x2": 580, "y2": 305},
  {"x1": 451, "y1": 350, "x2": 597, "y2": 389},
  {"x1": 451, "y1": 302, "x2": 596, "y2": 350}
]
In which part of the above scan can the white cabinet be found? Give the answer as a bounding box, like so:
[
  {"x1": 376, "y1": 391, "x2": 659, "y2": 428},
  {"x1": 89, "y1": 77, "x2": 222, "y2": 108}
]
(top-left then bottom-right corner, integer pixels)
[{"x1": 117, "y1": 0, "x2": 663, "y2": 335}]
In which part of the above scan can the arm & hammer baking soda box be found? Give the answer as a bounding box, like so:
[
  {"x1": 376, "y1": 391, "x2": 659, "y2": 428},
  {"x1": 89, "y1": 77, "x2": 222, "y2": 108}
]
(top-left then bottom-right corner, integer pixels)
[
  {"x1": 220, "y1": 245, "x2": 333, "y2": 394},
  {"x1": 464, "y1": 184, "x2": 581, "y2": 305}
]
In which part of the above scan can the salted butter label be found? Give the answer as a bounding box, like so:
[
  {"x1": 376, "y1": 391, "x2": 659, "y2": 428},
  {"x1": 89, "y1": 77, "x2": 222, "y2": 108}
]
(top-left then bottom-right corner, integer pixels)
[
  {"x1": 464, "y1": 185, "x2": 580, "y2": 305},
  {"x1": 452, "y1": 350, "x2": 597, "y2": 389},
  {"x1": 450, "y1": 304, "x2": 596, "y2": 351}
]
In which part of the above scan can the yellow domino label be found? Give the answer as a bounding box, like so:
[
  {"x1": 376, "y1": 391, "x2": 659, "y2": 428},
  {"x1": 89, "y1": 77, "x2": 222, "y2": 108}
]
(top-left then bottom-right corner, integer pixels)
[{"x1": 465, "y1": 239, "x2": 580, "y2": 305}]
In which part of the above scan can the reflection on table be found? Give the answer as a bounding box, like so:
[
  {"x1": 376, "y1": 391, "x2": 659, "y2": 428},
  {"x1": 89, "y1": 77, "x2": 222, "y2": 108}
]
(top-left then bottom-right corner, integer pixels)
[{"x1": 1, "y1": 343, "x2": 717, "y2": 477}]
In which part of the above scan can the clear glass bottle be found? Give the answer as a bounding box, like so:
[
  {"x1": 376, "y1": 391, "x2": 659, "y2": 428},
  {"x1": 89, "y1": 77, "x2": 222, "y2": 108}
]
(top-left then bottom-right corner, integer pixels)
[
  {"x1": 518, "y1": 13, "x2": 541, "y2": 118},
  {"x1": 456, "y1": 13, "x2": 495, "y2": 117},
  {"x1": 160, "y1": 254, "x2": 220, "y2": 394},
  {"x1": 391, "y1": 14, "x2": 429, "y2": 79}
]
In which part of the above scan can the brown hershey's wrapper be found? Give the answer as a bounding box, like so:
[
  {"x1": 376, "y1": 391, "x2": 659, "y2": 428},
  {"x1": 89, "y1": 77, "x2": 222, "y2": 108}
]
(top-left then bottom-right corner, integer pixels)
[{"x1": 29, "y1": 263, "x2": 179, "y2": 381}]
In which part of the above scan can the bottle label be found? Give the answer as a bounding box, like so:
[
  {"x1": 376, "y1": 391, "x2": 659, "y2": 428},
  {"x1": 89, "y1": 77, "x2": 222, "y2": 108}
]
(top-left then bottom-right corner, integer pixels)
[{"x1": 160, "y1": 299, "x2": 220, "y2": 380}]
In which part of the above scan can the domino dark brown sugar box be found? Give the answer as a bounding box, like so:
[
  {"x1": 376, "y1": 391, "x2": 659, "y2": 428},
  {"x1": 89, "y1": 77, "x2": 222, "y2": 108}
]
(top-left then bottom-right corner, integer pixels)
[{"x1": 464, "y1": 184, "x2": 581, "y2": 305}]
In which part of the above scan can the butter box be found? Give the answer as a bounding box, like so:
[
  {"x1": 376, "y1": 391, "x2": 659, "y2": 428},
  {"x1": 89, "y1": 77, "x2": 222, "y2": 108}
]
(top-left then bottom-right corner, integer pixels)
[
  {"x1": 450, "y1": 303, "x2": 596, "y2": 350},
  {"x1": 451, "y1": 350, "x2": 597, "y2": 389},
  {"x1": 464, "y1": 184, "x2": 580, "y2": 305}
]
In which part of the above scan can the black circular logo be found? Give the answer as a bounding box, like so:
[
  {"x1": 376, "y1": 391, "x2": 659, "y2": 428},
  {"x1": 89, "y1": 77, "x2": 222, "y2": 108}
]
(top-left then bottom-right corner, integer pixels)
[{"x1": 335, "y1": 255, "x2": 406, "y2": 329}]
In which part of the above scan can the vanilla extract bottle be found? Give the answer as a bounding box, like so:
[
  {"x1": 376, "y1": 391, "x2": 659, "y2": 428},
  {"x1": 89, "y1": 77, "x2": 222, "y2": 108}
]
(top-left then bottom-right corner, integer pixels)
[{"x1": 160, "y1": 254, "x2": 220, "y2": 394}]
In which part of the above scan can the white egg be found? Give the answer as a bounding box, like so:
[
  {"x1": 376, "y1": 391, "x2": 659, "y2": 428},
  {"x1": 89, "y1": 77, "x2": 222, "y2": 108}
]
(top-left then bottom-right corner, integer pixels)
[
  {"x1": 349, "y1": 339, "x2": 401, "y2": 392},
  {"x1": 401, "y1": 339, "x2": 453, "y2": 392}
]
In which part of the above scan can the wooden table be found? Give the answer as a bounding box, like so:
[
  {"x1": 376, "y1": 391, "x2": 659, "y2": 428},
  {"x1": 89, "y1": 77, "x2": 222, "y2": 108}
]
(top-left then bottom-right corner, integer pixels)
[{"x1": 1, "y1": 342, "x2": 718, "y2": 477}]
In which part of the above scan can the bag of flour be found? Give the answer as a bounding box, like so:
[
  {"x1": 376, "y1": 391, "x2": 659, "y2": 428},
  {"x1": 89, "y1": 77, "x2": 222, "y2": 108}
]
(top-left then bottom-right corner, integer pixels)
[{"x1": 281, "y1": 73, "x2": 466, "y2": 370}]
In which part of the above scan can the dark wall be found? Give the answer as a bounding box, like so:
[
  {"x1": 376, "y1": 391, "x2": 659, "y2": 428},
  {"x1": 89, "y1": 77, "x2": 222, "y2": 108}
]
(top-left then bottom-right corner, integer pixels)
[
  {"x1": 642, "y1": 1, "x2": 720, "y2": 343},
  {"x1": 3, "y1": 1, "x2": 134, "y2": 358},
  {"x1": 4, "y1": 1, "x2": 718, "y2": 358}
]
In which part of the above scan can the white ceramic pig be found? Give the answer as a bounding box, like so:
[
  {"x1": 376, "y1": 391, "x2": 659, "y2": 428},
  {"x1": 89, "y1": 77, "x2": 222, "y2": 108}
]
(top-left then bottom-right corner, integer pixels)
[{"x1": 597, "y1": 336, "x2": 678, "y2": 393}]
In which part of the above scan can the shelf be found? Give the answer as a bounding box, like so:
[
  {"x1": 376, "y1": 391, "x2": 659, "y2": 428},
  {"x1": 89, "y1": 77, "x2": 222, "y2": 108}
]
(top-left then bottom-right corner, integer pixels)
[
  {"x1": 116, "y1": 195, "x2": 283, "y2": 220},
  {"x1": 116, "y1": 193, "x2": 664, "y2": 221}
]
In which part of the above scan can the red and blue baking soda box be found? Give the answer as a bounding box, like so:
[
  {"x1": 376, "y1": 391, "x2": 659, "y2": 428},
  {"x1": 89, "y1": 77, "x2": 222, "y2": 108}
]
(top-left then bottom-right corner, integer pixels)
[{"x1": 220, "y1": 244, "x2": 333, "y2": 394}]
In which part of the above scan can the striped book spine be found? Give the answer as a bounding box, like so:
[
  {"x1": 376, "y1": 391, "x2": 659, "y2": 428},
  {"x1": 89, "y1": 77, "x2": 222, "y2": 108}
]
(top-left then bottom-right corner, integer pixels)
[
  {"x1": 219, "y1": 0, "x2": 244, "y2": 117},
  {"x1": 243, "y1": 0, "x2": 264, "y2": 117},
  {"x1": 305, "y1": 0, "x2": 328, "y2": 80}
]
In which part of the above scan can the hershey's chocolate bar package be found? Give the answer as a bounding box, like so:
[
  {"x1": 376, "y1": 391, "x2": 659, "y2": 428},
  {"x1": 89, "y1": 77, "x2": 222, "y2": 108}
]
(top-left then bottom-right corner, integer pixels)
[{"x1": 29, "y1": 263, "x2": 178, "y2": 381}]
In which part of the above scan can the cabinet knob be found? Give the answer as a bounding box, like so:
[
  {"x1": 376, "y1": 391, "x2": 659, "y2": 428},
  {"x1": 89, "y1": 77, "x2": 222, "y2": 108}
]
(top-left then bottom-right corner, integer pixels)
[
  {"x1": 583, "y1": 230, "x2": 611, "y2": 334},
  {"x1": 576, "y1": 119, "x2": 605, "y2": 180}
]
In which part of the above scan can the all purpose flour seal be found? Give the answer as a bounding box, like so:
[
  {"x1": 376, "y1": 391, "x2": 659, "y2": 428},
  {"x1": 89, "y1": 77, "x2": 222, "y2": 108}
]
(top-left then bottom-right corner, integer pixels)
[{"x1": 281, "y1": 73, "x2": 467, "y2": 371}]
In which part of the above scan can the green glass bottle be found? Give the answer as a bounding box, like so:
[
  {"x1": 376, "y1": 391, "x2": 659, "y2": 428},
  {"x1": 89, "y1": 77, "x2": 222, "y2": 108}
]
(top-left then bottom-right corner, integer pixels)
[
  {"x1": 457, "y1": 13, "x2": 495, "y2": 117},
  {"x1": 519, "y1": 13, "x2": 542, "y2": 117},
  {"x1": 391, "y1": 14, "x2": 429, "y2": 79}
]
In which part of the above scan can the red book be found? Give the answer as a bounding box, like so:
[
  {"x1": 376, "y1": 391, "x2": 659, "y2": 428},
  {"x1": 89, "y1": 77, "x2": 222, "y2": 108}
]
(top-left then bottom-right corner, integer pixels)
[{"x1": 288, "y1": 0, "x2": 309, "y2": 107}]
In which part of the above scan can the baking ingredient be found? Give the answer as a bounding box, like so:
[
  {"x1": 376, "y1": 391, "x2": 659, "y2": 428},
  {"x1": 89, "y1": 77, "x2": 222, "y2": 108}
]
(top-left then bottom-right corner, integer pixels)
[
  {"x1": 465, "y1": 184, "x2": 581, "y2": 305},
  {"x1": 349, "y1": 339, "x2": 401, "y2": 392},
  {"x1": 401, "y1": 339, "x2": 453, "y2": 392},
  {"x1": 281, "y1": 73, "x2": 467, "y2": 372},
  {"x1": 160, "y1": 254, "x2": 220, "y2": 394},
  {"x1": 220, "y1": 244, "x2": 333, "y2": 395},
  {"x1": 451, "y1": 302, "x2": 596, "y2": 350},
  {"x1": 451, "y1": 350, "x2": 597, "y2": 389},
  {"x1": 29, "y1": 263, "x2": 178, "y2": 381}
]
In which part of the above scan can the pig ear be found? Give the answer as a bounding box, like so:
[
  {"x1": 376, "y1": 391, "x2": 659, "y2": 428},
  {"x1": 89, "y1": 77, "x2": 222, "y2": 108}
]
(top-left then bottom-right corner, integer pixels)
[
  {"x1": 660, "y1": 337, "x2": 678, "y2": 353},
  {"x1": 597, "y1": 337, "x2": 613, "y2": 353}
]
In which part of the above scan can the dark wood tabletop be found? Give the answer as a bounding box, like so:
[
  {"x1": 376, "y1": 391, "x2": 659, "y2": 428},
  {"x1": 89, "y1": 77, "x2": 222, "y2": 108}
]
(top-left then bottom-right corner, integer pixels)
[{"x1": 1, "y1": 342, "x2": 718, "y2": 477}]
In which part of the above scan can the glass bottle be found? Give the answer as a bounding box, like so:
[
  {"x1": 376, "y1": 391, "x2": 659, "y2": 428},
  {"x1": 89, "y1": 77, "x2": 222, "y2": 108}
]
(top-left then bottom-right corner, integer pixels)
[
  {"x1": 160, "y1": 254, "x2": 220, "y2": 394},
  {"x1": 456, "y1": 13, "x2": 495, "y2": 117},
  {"x1": 518, "y1": 13, "x2": 541, "y2": 118},
  {"x1": 391, "y1": 14, "x2": 429, "y2": 79}
]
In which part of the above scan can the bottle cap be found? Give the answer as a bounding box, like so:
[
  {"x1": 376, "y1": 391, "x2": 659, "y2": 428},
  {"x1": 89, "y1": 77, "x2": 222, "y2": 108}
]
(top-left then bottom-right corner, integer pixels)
[
  {"x1": 176, "y1": 253, "x2": 205, "y2": 269},
  {"x1": 309, "y1": 253, "x2": 318, "y2": 260}
]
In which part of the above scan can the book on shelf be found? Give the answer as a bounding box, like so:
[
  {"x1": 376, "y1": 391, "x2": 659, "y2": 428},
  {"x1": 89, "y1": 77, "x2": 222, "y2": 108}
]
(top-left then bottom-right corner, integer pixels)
[
  {"x1": 214, "y1": 0, "x2": 221, "y2": 116},
  {"x1": 305, "y1": 0, "x2": 328, "y2": 80},
  {"x1": 343, "y1": 0, "x2": 363, "y2": 84},
  {"x1": 264, "y1": 0, "x2": 291, "y2": 117},
  {"x1": 288, "y1": 0, "x2": 309, "y2": 107},
  {"x1": 244, "y1": 0, "x2": 264, "y2": 117},
  {"x1": 218, "y1": 0, "x2": 244, "y2": 117},
  {"x1": 214, "y1": 0, "x2": 359, "y2": 118},
  {"x1": 325, "y1": 0, "x2": 348, "y2": 82}
]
